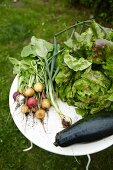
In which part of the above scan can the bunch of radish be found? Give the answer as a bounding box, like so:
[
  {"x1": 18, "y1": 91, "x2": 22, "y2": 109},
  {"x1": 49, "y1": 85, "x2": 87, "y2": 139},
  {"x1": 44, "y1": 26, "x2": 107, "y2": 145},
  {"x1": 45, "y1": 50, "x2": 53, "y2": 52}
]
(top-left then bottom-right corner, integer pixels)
[{"x1": 13, "y1": 82, "x2": 51, "y2": 121}]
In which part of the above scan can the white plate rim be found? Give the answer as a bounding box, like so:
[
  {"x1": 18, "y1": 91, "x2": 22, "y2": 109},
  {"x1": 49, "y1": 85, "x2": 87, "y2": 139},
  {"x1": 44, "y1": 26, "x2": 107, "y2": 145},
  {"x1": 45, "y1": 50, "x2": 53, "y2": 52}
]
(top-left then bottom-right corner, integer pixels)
[{"x1": 9, "y1": 76, "x2": 113, "y2": 156}]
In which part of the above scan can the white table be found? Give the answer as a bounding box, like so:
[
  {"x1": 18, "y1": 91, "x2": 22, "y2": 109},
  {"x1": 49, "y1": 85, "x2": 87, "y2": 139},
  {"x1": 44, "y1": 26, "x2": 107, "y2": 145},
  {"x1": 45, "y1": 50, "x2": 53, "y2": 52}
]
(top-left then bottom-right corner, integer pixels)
[{"x1": 9, "y1": 76, "x2": 113, "y2": 156}]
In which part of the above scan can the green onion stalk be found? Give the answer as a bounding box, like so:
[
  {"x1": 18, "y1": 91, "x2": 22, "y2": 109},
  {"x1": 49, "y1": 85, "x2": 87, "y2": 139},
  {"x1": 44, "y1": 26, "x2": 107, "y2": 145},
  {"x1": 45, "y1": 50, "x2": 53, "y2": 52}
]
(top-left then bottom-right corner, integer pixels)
[{"x1": 44, "y1": 36, "x2": 72, "y2": 128}]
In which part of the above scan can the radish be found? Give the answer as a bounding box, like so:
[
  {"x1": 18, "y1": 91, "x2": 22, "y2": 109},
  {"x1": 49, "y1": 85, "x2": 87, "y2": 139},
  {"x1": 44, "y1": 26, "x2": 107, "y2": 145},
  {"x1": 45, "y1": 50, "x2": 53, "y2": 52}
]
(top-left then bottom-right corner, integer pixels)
[
  {"x1": 34, "y1": 83, "x2": 44, "y2": 92},
  {"x1": 41, "y1": 99, "x2": 51, "y2": 109},
  {"x1": 13, "y1": 92, "x2": 25, "y2": 113},
  {"x1": 16, "y1": 94, "x2": 25, "y2": 105},
  {"x1": 21, "y1": 104, "x2": 30, "y2": 114},
  {"x1": 13, "y1": 91, "x2": 20, "y2": 101},
  {"x1": 35, "y1": 108, "x2": 45, "y2": 119},
  {"x1": 24, "y1": 88, "x2": 35, "y2": 97},
  {"x1": 27, "y1": 97, "x2": 38, "y2": 108}
]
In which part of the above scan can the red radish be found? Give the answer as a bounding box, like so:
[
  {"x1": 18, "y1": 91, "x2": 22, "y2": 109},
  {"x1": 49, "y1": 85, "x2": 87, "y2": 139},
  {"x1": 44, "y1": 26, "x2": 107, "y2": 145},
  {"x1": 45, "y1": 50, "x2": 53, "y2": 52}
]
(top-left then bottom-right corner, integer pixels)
[
  {"x1": 13, "y1": 91, "x2": 19, "y2": 101},
  {"x1": 27, "y1": 97, "x2": 38, "y2": 108}
]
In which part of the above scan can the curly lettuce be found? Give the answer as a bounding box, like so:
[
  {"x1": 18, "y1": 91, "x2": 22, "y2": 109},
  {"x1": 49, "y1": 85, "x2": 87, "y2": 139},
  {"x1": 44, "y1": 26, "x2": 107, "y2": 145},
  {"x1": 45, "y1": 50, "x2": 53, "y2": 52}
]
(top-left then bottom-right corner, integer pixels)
[{"x1": 55, "y1": 20, "x2": 113, "y2": 116}]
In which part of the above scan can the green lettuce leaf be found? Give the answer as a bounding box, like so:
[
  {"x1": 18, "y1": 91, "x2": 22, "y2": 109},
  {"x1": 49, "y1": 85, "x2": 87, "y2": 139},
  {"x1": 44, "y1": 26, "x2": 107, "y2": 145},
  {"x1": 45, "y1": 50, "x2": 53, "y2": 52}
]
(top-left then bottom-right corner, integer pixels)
[
  {"x1": 91, "y1": 20, "x2": 105, "y2": 38},
  {"x1": 103, "y1": 28, "x2": 113, "y2": 40},
  {"x1": 58, "y1": 83, "x2": 67, "y2": 101},
  {"x1": 64, "y1": 27, "x2": 93, "y2": 53},
  {"x1": 79, "y1": 27, "x2": 93, "y2": 47},
  {"x1": 64, "y1": 32, "x2": 80, "y2": 49},
  {"x1": 57, "y1": 52, "x2": 68, "y2": 71},
  {"x1": 82, "y1": 69, "x2": 110, "y2": 89},
  {"x1": 55, "y1": 70, "x2": 72, "y2": 84},
  {"x1": 64, "y1": 51, "x2": 92, "y2": 71}
]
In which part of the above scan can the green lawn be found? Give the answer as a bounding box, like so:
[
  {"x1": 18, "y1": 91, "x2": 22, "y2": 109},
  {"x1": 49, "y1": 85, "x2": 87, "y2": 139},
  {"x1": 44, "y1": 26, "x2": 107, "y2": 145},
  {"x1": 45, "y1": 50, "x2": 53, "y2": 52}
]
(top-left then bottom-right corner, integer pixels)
[{"x1": 0, "y1": 0, "x2": 113, "y2": 170}]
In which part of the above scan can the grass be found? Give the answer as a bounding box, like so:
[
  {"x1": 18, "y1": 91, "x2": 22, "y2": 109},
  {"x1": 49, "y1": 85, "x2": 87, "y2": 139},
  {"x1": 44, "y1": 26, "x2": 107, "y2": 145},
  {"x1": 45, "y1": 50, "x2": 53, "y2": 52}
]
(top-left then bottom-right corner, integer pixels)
[{"x1": 0, "y1": 0, "x2": 113, "y2": 170}]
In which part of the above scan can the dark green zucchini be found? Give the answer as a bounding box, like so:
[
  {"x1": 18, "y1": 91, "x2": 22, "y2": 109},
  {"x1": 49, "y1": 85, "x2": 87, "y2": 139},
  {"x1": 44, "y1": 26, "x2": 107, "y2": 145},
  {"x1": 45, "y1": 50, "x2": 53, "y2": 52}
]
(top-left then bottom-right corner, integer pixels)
[{"x1": 54, "y1": 111, "x2": 113, "y2": 147}]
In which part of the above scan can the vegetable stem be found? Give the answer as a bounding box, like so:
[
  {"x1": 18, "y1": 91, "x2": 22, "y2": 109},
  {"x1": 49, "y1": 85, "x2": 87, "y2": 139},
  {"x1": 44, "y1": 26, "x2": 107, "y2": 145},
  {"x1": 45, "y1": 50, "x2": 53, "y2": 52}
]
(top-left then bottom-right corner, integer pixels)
[
  {"x1": 50, "y1": 37, "x2": 58, "y2": 77},
  {"x1": 54, "y1": 20, "x2": 93, "y2": 37},
  {"x1": 52, "y1": 67, "x2": 60, "y2": 81},
  {"x1": 48, "y1": 80, "x2": 72, "y2": 126}
]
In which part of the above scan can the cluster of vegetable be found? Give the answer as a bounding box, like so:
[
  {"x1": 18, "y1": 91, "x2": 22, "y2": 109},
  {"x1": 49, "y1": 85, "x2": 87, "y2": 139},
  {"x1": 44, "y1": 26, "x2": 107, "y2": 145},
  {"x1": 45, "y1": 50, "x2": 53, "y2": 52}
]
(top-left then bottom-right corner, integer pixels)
[
  {"x1": 13, "y1": 82, "x2": 50, "y2": 120},
  {"x1": 10, "y1": 20, "x2": 113, "y2": 127},
  {"x1": 10, "y1": 20, "x2": 113, "y2": 148},
  {"x1": 10, "y1": 37, "x2": 54, "y2": 121},
  {"x1": 10, "y1": 36, "x2": 72, "y2": 127},
  {"x1": 55, "y1": 20, "x2": 113, "y2": 116},
  {"x1": 53, "y1": 21, "x2": 113, "y2": 147}
]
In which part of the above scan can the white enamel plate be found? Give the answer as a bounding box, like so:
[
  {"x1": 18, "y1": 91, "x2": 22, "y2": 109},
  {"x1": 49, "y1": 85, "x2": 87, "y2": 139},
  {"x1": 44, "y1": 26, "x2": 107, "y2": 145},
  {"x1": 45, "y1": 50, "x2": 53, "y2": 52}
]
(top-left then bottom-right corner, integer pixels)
[{"x1": 9, "y1": 76, "x2": 113, "y2": 156}]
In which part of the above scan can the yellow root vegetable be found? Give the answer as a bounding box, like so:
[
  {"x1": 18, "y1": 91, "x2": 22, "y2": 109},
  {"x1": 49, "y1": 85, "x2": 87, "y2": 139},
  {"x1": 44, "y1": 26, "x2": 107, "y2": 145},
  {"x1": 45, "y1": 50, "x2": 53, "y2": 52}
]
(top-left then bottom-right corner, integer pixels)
[
  {"x1": 41, "y1": 99, "x2": 51, "y2": 109},
  {"x1": 35, "y1": 108, "x2": 45, "y2": 119},
  {"x1": 24, "y1": 87, "x2": 35, "y2": 97},
  {"x1": 34, "y1": 83, "x2": 44, "y2": 92},
  {"x1": 21, "y1": 104, "x2": 29, "y2": 113}
]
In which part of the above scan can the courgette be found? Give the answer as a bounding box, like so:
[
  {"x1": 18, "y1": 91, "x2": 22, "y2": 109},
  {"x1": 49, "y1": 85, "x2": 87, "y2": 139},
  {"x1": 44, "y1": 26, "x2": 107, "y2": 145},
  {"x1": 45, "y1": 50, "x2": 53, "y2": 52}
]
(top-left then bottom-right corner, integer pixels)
[{"x1": 54, "y1": 111, "x2": 113, "y2": 147}]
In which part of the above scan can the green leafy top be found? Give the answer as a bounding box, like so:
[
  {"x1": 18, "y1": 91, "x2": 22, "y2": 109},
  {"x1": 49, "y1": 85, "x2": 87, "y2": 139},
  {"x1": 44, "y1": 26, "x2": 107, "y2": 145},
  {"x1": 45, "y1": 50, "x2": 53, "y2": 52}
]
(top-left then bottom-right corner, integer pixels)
[
  {"x1": 9, "y1": 36, "x2": 53, "y2": 92},
  {"x1": 21, "y1": 36, "x2": 53, "y2": 58}
]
